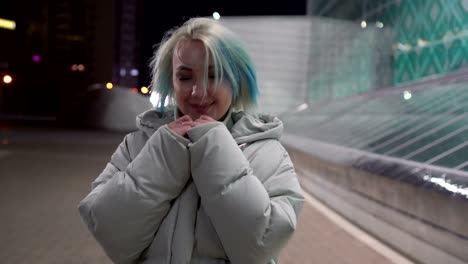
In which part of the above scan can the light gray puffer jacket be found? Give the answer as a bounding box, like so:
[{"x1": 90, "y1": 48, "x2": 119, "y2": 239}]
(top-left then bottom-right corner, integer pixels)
[{"x1": 78, "y1": 109, "x2": 304, "y2": 264}]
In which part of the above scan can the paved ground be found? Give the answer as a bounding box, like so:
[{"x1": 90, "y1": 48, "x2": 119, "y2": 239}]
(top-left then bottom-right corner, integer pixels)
[
  {"x1": 279, "y1": 194, "x2": 395, "y2": 264},
  {"x1": 0, "y1": 127, "x2": 397, "y2": 263}
]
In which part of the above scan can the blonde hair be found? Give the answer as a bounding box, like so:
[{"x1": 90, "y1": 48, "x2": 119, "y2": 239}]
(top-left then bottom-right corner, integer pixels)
[{"x1": 149, "y1": 17, "x2": 259, "y2": 111}]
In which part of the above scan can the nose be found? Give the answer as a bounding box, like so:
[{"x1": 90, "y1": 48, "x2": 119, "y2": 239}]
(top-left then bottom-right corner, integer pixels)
[{"x1": 191, "y1": 81, "x2": 207, "y2": 98}]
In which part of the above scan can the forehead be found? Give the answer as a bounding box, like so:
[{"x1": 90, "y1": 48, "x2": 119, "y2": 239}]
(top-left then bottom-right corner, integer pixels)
[{"x1": 173, "y1": 39, "x2": 213, "y2": 69}]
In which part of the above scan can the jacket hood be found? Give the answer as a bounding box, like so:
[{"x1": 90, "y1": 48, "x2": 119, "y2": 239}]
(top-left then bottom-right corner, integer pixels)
[
  {"x1": 231, "y1": 111, "x2": 283, "y2": 144},
  {"x1": 136, "y1": 109, "x2": 175, "y2": 136},
  {"x1": 136, "y1": 109, "x2": 283, "y2": 143}
]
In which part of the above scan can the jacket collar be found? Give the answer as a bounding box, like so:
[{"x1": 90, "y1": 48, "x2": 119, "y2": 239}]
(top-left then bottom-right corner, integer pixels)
[{"x1": 136, "y1": 108, "x2": 283, "y2": 143}]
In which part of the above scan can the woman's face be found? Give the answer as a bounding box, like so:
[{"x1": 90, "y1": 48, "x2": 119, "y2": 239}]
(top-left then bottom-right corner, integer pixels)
[{"x1": 172, "y1": 39, "x2": 232, "y2": 121}]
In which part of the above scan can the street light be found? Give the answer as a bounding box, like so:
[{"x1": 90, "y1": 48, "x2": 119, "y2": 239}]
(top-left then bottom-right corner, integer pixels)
[
  {"x1": 0, "y1": 74, "x2": 13, "y2": 113},
  {"x1": 2, "y1": 74, "x2": 12, "y2": 84},
  {"x1": 0, "y1": 18, "x2": 16, "y2": 30}
]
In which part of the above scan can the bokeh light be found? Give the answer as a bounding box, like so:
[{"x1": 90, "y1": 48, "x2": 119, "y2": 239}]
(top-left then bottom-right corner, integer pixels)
[
  {"x1": 3, "y1": 75, "x2": 12, "y2": 84},
  {"x1": 403, "y1": 90, "x2": 412, "y2": 100},
  {"x1": 140, "y1": 86, "x2": 149, "y2": 94}
]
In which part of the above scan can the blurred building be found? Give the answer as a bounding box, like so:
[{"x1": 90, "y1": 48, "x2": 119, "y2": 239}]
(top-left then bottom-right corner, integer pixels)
[
  {"x1": 0, "y1": 0, "x2": 143, "y2": 116},
  {"x1": 50, "y1": 0, "x2": 143, "y2": 113},
  {"x1": 111, "y1": 0, "x2": 142, "y2": 88}
]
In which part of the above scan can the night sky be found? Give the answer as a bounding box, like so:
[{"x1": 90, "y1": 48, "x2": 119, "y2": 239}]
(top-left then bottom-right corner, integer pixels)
[{"x1": 0, "y1": 1, "x2": 15, "y2": 20}]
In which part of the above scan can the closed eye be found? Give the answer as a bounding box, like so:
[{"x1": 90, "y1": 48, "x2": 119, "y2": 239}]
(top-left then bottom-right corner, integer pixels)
[{"x1": 179, "y1": 76, "x2": 192, "y2": 81}]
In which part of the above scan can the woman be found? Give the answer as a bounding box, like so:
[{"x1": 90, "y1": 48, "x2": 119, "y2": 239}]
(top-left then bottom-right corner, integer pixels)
[{"x1": 78, "y1": 17, "x2": 304, "y2": 264}]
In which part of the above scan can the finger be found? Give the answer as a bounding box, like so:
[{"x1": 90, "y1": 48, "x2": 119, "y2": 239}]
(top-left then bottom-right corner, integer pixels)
[
  {"x1": 167, "y1": 122, "x2": 178, "y2": 129},
  {"x1": 182, "y1": 120, "x2": 195, "y2": 126},
  {"x1": 195, "y1": 116, "x2": 206, "y2": 122},
  {"x1": 176, "y1": 115, "x2": 192, "y2": 123},
  {"x1": 181, "y1": 115, "x2": 193, "y2": 122},
  {"x1": 192, "y1": 120, "x2": 209, "y2": 126},
  {"x1": 200, "y1": 115, "x2": 215, "y2": 121},
  {"x1": 192, "y1": 121, "x2": 202, "y2": 127},
  {"x1": 182, "y1": 122, "x2": 193, "y2": 128},
  {"x1": 168, "y1": 119, "x2": 192, "y2": 130},
  {"x1": 173, "y1": 126, "x2": 191, "y2": 136}
]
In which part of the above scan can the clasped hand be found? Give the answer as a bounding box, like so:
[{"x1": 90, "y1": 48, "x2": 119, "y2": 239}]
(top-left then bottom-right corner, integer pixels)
[{"x1": 167, "y1": 115, "x2": 216, "y2": 137}]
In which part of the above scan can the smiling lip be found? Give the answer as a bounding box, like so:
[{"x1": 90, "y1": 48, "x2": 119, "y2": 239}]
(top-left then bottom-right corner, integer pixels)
[{"x1": 191, "y1": 103, "x2": 213, "y2": 114}]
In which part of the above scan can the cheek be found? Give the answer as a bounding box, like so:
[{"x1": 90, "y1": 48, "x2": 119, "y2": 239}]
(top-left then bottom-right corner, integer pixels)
[
  {"x1": 175, "y1": 92, "x2": 189, "y2": 104},
  {"x1": 216, "y1": 88, "x2": 233, "y2": 106},
  {"x1": 173, "y1": 83, "x2": 190, "y2": 99}
]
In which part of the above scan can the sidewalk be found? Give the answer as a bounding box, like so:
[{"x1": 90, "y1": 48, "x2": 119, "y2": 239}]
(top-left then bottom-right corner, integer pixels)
[{"x1": 279, "y1": 190, "x2": 397, "y2": 264}]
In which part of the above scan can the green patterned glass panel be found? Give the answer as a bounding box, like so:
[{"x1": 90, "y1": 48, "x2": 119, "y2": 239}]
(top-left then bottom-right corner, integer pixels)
[
  {"x1": 394, "y1": 0, "x2": 468, "y2": 84},
  {"x1": 308, "y1": 0, "x2": 468, "y2": 101}
]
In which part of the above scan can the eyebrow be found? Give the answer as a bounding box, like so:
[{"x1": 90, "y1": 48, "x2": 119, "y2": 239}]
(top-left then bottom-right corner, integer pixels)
[
  {"x1": 176, "y1": 65, "x2": 191, "y2": 71},
  {"x1": 176, "y1": 64, "x2": 215, "y2": 72}
]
